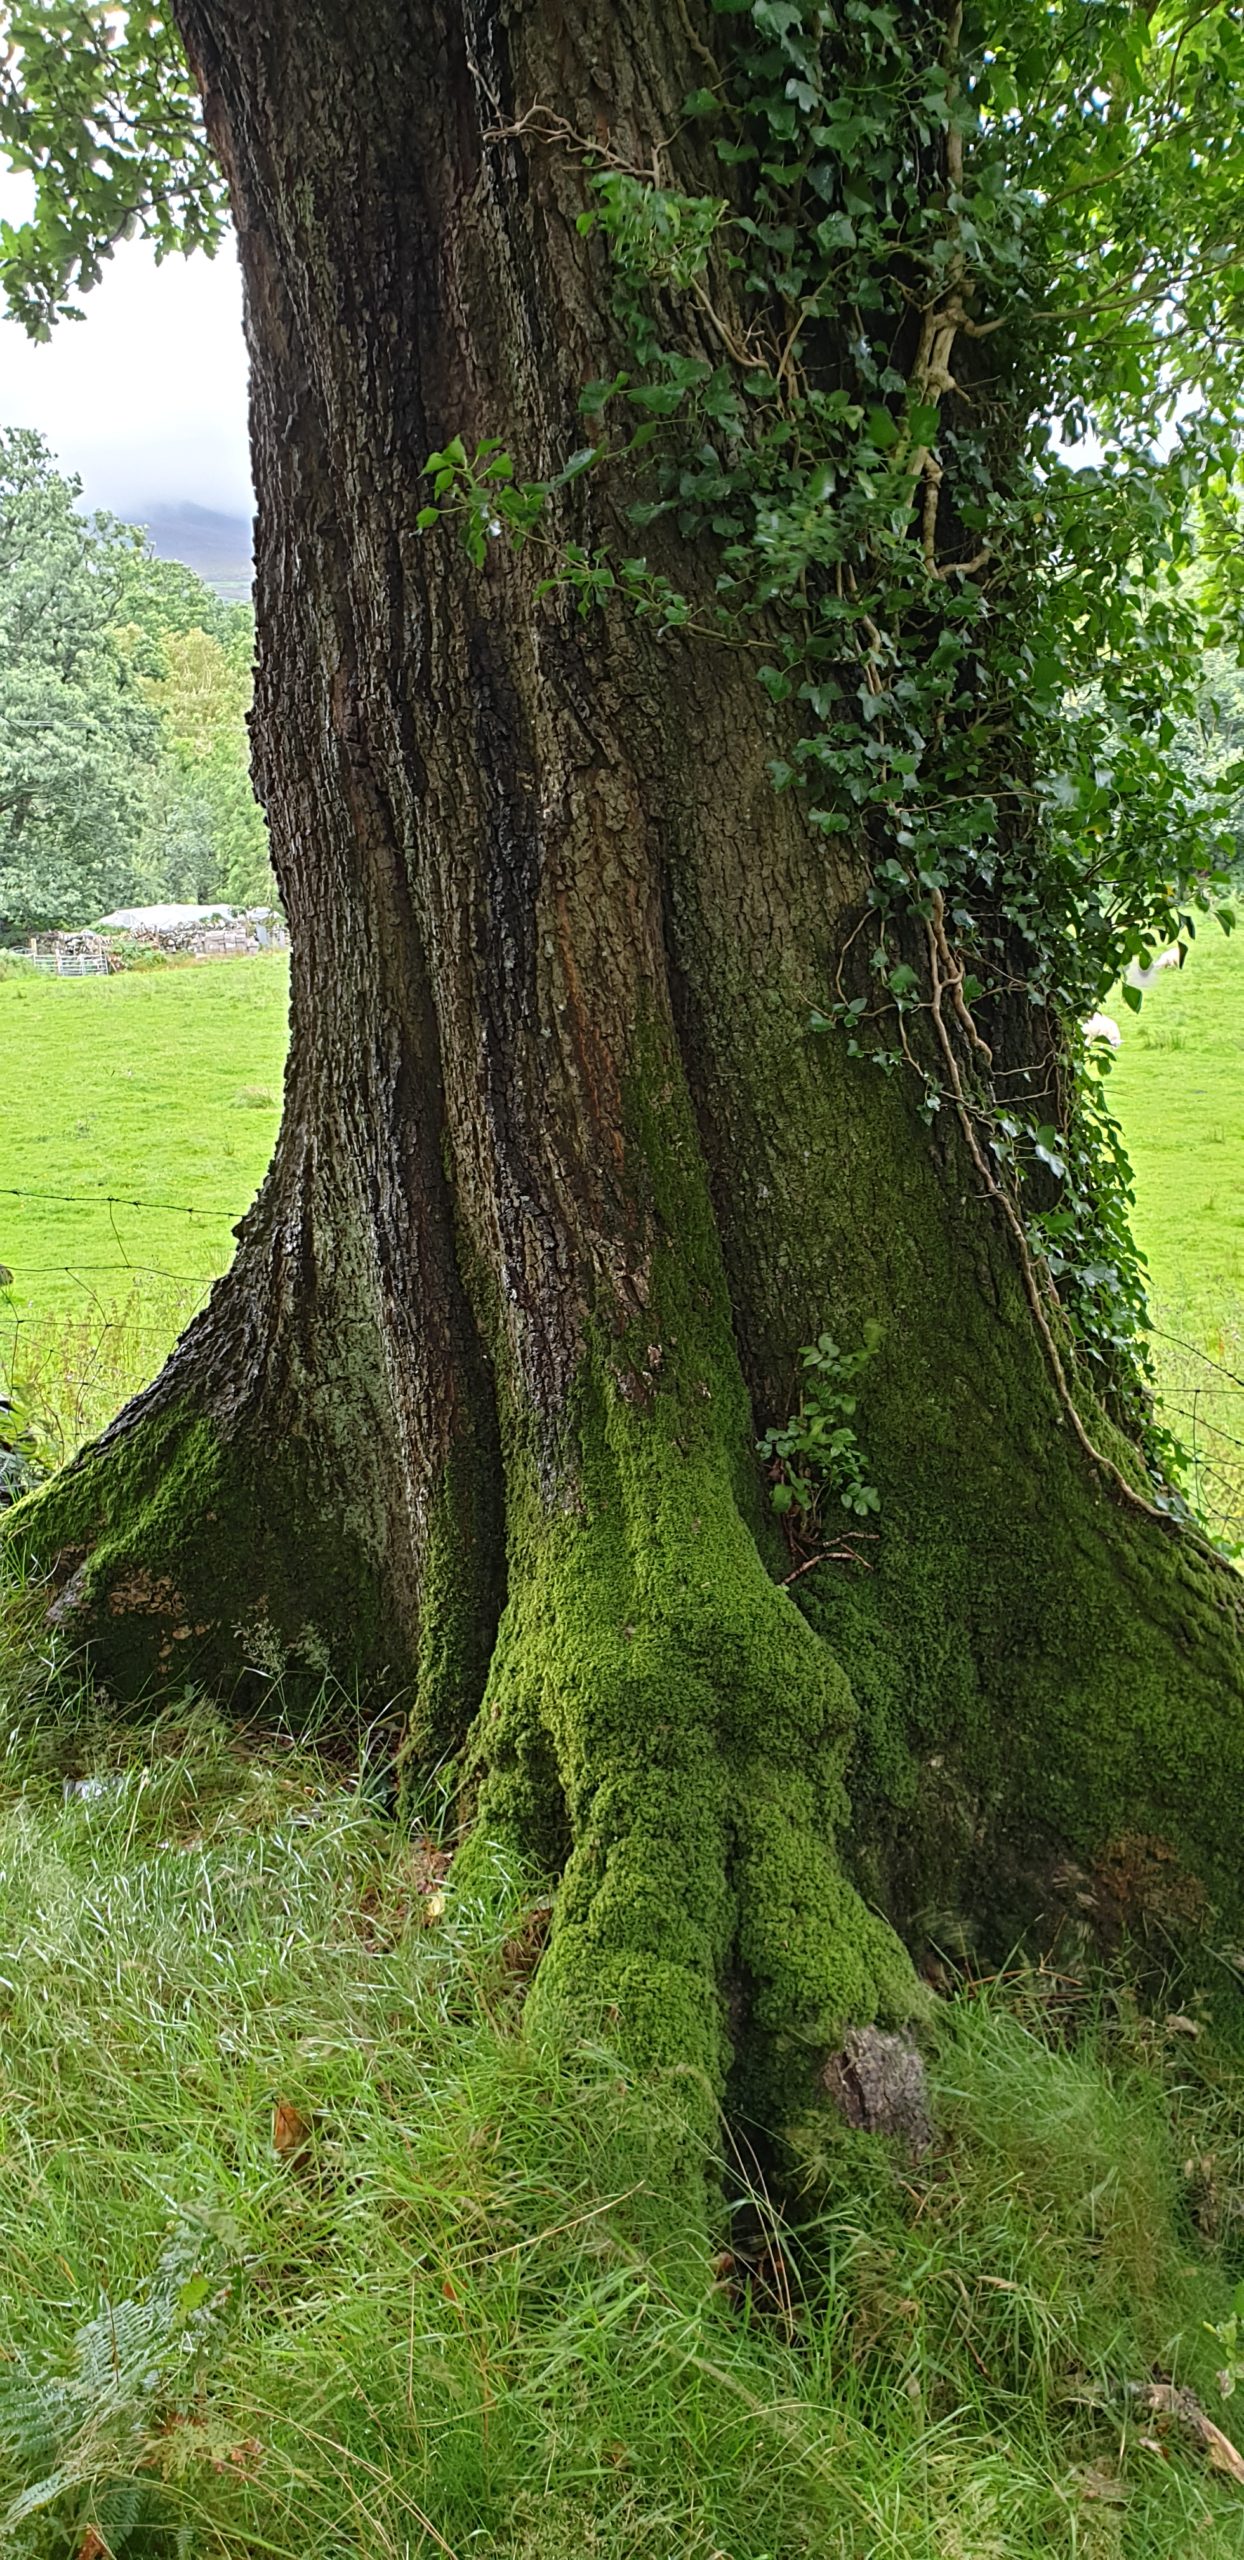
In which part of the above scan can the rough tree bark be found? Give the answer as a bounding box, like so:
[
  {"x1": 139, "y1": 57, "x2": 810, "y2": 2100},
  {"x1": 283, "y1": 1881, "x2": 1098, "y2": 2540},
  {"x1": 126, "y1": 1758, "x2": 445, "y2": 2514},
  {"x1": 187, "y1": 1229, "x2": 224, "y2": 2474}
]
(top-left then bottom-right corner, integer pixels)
[{"x1": 9, "y1": 0, "x2": 1243, "y2": 2158}]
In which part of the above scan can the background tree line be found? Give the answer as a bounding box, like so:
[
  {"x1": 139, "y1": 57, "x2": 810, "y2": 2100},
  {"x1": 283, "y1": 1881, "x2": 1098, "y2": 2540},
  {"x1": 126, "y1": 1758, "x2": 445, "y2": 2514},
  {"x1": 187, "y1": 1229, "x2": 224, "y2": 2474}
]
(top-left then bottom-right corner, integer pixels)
[{"x1": 0, "y1": 423, "x2": 270, "y2": 936}]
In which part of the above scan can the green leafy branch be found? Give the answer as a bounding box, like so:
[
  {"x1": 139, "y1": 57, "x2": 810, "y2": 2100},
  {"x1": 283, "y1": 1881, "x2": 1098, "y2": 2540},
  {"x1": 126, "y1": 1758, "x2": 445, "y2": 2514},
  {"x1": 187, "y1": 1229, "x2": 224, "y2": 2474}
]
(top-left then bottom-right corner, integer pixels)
[
  {"x1": 418, "y1": 436, "x2": 720, "y2": 636},
  {"x1": 418, "y1": 435, "x2": 594, "y2": 569},
  {"x1": 1206, "y1": 2282, "x2": 1244, "y2": 2399},
  {"x1": 759, "y1": 1322, "x2": 883, "y2": 1529}
]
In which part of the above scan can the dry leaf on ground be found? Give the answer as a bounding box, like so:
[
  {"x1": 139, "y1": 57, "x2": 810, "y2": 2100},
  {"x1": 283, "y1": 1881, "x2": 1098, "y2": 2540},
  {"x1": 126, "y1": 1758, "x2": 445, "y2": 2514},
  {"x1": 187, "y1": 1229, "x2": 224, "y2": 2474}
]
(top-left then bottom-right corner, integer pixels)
[{"x1": 272, "y1": 2100, "x2": 311, "y2": 2159}]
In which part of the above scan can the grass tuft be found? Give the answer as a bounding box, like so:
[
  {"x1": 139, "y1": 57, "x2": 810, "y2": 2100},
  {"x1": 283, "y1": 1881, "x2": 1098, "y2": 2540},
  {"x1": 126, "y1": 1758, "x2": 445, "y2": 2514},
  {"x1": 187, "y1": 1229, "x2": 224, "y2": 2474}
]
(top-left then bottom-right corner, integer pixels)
[{"x1": 1, "y1": 1285, "x2": 205, "y2": 1469}]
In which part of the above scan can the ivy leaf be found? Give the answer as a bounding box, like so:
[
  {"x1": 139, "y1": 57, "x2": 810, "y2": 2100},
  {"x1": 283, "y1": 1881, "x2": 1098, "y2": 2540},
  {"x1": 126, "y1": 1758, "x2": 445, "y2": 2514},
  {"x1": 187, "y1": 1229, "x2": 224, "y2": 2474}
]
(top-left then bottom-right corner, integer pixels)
[
  {"x1": 580, "y1": 372, "x2": 629, "y2": 415},
  {"x1": 758, "y1": 665, "x2": 793, "y2": 702},
  {"x1": 553, "y1": 447, "x2": 599, "y2": 484}
]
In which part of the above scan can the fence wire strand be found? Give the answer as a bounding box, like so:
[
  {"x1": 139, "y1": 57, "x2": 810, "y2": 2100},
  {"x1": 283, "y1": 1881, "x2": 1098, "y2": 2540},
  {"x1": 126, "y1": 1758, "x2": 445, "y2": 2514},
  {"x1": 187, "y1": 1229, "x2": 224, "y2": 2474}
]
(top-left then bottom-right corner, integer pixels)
[{"x1": 0, "y1": 1184, "x2": 238, "y2": 1219}]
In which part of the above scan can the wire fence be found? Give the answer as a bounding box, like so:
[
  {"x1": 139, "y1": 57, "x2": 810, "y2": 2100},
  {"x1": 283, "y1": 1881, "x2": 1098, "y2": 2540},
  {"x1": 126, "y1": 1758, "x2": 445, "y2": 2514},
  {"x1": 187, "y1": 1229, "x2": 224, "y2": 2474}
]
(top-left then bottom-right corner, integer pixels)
[
  {"x1": 1144, "y1": 1317, "x2": 1244, "y2": 1551},
  {"x1": 0, "y1": 1180, "x2": 236, "y2": 1468},
  {"x1": 2, "y1": 1181, "x2": 1242, "y2": 1544},
  {"x1": 0, "y1": 1182, "x2": 239, "y2": 1218}
]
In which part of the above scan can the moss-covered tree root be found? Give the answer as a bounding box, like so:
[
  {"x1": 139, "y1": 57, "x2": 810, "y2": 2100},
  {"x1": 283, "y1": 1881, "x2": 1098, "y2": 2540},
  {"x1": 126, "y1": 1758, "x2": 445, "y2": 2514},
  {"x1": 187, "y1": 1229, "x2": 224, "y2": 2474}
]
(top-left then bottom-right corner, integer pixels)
[
  {"x1": 454, "y1": 1341, "x2": 921, "y2": 2181},
  {"x1": 4, "y1": 1380, "x2": 499, "y2": 1734},
  {"x1": 3, "y1": 1402, "x2": 389, "y2": 1703}
]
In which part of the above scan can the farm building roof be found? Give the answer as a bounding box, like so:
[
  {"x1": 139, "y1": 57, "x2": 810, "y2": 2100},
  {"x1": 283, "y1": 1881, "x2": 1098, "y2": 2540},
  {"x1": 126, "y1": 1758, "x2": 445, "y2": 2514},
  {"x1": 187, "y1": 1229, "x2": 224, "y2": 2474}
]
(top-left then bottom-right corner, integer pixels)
[{"x1": 96, "y1": 904, "x2": 240, "y2": 930}]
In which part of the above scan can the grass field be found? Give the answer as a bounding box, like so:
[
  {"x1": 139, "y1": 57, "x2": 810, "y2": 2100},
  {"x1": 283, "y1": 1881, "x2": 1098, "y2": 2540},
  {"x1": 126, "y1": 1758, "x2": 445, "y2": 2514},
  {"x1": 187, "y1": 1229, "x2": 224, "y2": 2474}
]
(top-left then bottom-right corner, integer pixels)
[
  {"x1": 1106, "y1": 924, "x2": 1244, "y2": 1544},
  {"x1": 0, "y1": 957, "x2": 285, "y2": 1458},
  {"x1": 1108, "y1": 926, "x2": 1244, "y2": 1326}
]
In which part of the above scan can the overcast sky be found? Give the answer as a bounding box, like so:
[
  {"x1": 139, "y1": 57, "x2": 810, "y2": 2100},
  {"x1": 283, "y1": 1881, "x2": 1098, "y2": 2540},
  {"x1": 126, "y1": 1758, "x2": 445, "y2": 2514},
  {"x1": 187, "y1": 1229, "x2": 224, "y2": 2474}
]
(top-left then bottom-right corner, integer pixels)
[{"x1": 0, "y1": 175, "x2": 252, "y2": 520}]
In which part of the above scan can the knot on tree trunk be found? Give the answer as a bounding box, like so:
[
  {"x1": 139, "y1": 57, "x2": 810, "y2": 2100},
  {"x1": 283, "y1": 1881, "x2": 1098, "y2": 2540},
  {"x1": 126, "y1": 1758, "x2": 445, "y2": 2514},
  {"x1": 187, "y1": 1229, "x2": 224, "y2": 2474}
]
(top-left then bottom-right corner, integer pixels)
[{"x1": 822, "y1": 2026, "x2": 933, "y2": 2158}]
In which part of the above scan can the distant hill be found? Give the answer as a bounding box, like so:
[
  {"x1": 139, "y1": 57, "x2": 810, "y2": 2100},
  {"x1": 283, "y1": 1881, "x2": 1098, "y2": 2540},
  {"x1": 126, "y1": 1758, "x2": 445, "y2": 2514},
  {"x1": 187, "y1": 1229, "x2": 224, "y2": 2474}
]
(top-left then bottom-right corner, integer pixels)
[{"x1": 139, "y1": 501, "x2": 253, "y2": 603}]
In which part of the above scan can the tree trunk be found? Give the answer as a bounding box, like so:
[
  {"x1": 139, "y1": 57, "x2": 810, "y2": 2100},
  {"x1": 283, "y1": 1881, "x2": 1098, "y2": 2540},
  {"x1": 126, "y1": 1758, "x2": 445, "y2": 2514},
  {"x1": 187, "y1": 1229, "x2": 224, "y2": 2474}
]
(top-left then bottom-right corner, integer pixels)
[{"x1": 9, "y1": 0, "x2": 1243, "y2": 2160}]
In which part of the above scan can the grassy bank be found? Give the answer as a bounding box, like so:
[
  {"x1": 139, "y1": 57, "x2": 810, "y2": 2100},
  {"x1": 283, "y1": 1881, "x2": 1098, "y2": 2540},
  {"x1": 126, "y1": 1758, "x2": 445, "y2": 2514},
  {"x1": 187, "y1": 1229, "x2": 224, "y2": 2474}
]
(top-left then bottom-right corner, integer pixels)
[{"x1": 1, "y1": 1665, "x2": 1244, "y2": 2558}]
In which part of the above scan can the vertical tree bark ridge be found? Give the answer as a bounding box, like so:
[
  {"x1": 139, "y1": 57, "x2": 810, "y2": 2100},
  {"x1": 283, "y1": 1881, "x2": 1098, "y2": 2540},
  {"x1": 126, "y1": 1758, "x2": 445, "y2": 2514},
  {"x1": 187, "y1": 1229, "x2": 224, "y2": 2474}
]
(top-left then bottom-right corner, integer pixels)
[{"x1": 6, "y1": 0, "x2": 1243, "y2": 2165}]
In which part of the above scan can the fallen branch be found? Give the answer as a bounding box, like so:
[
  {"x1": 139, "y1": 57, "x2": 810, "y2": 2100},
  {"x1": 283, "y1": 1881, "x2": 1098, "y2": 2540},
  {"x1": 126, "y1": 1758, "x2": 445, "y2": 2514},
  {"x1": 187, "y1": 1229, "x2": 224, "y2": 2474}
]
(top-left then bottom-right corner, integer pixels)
[{"x1": 1134, "y1": 2382, "x2": 1244, "y2": 2487}]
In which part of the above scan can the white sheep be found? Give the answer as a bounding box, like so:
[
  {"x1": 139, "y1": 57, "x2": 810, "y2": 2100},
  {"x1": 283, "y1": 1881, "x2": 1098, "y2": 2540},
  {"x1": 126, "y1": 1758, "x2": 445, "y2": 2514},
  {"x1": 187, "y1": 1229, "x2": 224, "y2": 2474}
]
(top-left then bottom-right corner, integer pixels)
[
  {"x1": 1127, "y1": 947, "x2": 1184, "y2": 989},
  {"x1": 1083, "y1": 1012, "x2": 1122, "y2": 1048}
]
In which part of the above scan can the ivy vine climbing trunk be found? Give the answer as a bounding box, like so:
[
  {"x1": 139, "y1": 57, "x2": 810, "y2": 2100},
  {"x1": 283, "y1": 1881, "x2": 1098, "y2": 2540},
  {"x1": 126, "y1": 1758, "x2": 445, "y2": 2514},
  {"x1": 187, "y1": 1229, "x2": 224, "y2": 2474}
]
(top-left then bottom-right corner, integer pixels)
[{"x1": 9, "y1": 0, "x2": 1244, "y2": 2157}]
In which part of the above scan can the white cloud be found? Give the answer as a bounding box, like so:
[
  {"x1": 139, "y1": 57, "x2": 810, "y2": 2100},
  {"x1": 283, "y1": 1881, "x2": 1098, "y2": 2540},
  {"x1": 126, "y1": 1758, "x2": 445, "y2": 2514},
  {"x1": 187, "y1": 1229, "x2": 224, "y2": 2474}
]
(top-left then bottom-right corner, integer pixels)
[{"x1": 0, "y1": 174, "x2": 251, "y2": 518}]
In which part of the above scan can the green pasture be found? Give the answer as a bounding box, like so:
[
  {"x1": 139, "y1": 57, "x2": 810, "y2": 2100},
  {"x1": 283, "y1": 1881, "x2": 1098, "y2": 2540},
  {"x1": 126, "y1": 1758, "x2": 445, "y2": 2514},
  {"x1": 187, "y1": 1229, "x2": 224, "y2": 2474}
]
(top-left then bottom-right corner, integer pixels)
[
  {"x1": 0, "y1": 957, "x2": 285, "y2": 1456},
  {"x1": 0, "y1": 954, "x2": 286, "y2": 1308},
  {"x1": 1108, "y1": 924, "x2": 1244, "y2": 1330},
  {"x1": 1105, "y1": 925, "x2": 1244, "y2": 1543}
]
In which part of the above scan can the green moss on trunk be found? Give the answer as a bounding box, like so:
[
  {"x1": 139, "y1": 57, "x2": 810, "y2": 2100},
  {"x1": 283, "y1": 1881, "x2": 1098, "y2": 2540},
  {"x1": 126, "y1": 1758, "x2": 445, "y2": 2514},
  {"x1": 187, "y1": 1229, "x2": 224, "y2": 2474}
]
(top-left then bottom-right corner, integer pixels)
[
  {"x1": 4, "y1": 1399, "x2": 402, "y2": 1707},
  {"x1": 403, "y1": 1435, "x2": 506, "y2": 1766},
  {"x1": 813, "y1": 1460, "x2": 1244, "y2": 1951},
  {"x1": 657, "y1": 891, "x2": 1244, "y2": 1961},
  {"x1": 453, "y1": 1041, "x2": 921, "y2": 2174}
]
